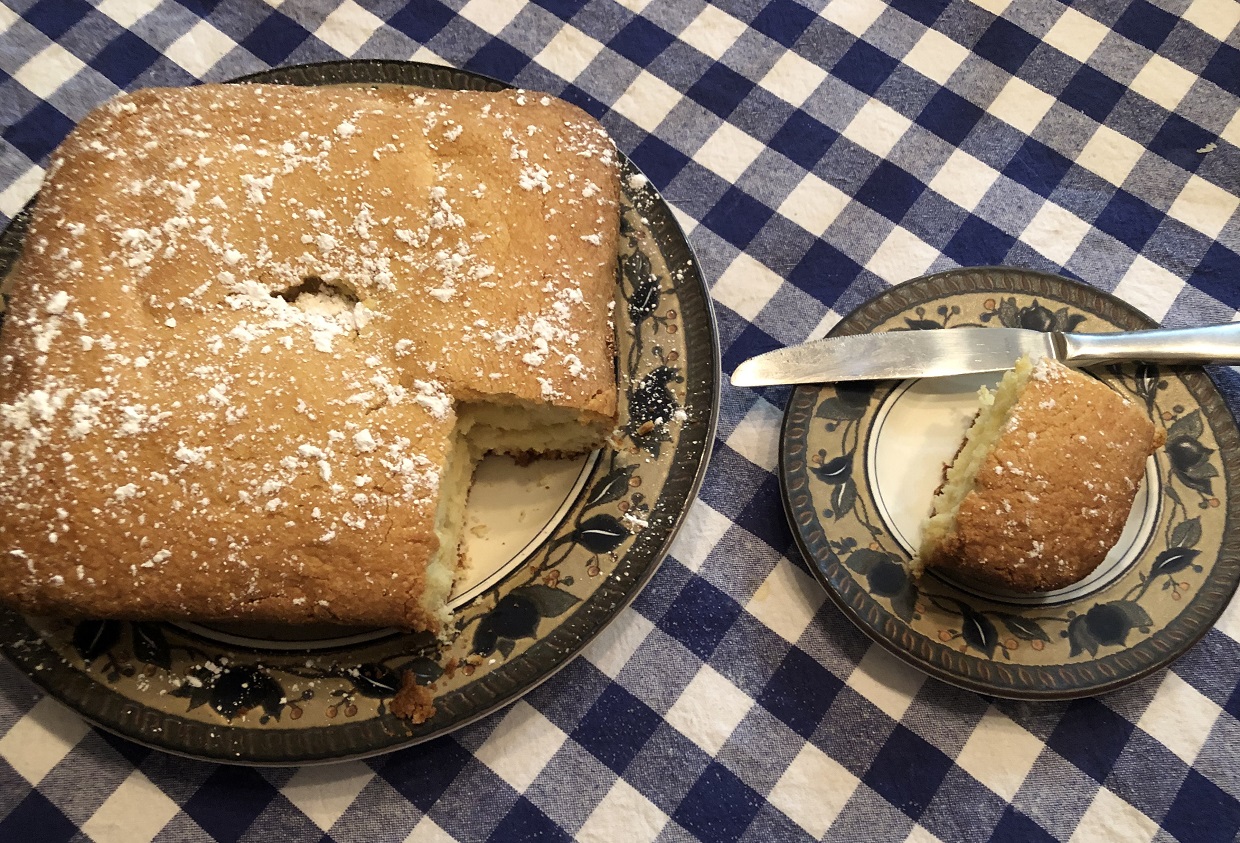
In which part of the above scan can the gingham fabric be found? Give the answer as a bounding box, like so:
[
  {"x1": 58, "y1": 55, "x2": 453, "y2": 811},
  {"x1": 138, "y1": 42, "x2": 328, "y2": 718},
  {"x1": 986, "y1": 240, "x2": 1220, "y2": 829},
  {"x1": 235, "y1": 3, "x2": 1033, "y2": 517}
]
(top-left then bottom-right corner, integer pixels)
[{"x1": 2, "y1": 0, "x2": 1239, "y2": 841}]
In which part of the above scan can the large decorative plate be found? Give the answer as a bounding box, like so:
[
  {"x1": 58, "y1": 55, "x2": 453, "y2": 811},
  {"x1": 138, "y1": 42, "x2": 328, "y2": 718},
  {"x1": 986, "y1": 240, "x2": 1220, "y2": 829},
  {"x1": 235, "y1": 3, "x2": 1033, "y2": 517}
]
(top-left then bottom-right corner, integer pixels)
[
  {"x1": 781, "y1": 267, "x2": 1240, "y2": 699},
  {"x1": 0, "y1": 61, "x2": 718, "y2": 762}
]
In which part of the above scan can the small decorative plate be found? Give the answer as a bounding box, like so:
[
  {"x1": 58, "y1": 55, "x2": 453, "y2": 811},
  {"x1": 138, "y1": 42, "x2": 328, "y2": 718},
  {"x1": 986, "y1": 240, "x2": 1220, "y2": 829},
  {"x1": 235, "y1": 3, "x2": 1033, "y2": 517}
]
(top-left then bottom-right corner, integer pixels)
[
  {"x1": 781, "y1": 267, "x2": 1240, "y2": 699},
  {"x1": 0, "y1": 61, "x2": 719, "y2": 762}
]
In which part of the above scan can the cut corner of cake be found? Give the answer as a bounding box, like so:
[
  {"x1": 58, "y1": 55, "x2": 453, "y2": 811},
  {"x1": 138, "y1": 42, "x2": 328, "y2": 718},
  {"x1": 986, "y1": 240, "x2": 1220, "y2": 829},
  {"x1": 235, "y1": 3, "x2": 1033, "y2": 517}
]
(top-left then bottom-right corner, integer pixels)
[
  {"x1": 916, "y1": 354, "x2": 1164, "y2": 593},
  {"x1": 0, "y1": 83, "x2": 623, "y2": 634}
]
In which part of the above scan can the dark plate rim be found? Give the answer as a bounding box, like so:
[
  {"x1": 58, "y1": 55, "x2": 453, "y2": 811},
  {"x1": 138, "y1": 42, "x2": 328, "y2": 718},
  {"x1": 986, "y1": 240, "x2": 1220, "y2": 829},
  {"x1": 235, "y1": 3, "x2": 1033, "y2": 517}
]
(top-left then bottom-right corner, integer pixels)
[
  {"x1": 779, "y1": 266, "x2": 1240, "y2": 701},
  {"x1": 0, "y1": 59, "x2": 720, "y2": 763}
]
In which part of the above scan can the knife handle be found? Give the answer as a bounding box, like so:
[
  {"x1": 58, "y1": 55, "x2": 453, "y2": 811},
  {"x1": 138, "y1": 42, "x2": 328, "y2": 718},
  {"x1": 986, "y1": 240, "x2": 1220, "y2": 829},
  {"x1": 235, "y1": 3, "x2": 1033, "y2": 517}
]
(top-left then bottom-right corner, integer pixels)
[{"x1": 1062, "y1": 323, "x2": 1240, "y2": 366}]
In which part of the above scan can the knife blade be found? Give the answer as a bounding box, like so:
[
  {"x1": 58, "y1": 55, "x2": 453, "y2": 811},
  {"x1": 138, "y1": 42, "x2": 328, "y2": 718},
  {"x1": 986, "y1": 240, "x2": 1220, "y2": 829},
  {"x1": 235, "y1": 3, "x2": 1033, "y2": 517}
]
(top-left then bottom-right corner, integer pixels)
[{"x1": 730, "y1": 323, "x2": 1240, "y2": 386}]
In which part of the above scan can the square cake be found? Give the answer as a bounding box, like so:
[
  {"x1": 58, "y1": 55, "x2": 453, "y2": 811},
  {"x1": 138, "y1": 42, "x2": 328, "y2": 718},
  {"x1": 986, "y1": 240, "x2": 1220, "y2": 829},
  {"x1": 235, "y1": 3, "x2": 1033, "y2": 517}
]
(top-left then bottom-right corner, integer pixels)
[{"x1": 0, "y1": 83, "x2": 621, "y2": 630}]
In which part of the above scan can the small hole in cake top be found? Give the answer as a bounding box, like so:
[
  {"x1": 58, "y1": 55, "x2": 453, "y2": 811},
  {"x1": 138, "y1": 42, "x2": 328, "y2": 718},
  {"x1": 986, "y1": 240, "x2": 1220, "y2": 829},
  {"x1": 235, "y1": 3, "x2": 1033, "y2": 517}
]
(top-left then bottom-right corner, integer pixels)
[{"x1": 0, "y1": 84, "x2": 622, "y2": 626}]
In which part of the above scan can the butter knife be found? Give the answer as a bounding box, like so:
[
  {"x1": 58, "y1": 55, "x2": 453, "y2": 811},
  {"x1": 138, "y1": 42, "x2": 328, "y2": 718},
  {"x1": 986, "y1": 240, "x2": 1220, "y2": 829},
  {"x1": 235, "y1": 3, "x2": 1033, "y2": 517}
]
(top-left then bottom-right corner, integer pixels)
[{"x1": 730, "y1": 324, "x2": 1240, "y2": 386}]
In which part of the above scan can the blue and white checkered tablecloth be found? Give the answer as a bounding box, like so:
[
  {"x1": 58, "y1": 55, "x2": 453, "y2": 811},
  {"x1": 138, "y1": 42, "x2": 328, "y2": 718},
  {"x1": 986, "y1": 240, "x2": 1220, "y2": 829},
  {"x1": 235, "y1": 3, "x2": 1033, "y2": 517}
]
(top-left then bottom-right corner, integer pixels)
[{"x1": 2, "y1": 0, "x2": 1239, "y2": 840}]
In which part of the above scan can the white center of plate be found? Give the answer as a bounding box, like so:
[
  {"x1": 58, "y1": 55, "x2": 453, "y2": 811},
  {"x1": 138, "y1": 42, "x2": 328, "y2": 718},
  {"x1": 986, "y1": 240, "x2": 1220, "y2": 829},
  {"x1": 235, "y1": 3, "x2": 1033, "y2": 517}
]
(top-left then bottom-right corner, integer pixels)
[
  {"x1": 450, "y1": 451, "x2": 596, "y2": 608},
  {"x1": 867, "y1": 375, "x2": 1161, "y2": 605}
]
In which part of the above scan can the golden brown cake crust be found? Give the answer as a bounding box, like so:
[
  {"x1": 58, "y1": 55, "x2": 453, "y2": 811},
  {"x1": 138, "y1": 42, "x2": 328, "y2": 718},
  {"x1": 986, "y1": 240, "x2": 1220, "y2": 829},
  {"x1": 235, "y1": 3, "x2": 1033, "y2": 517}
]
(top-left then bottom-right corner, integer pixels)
[
  {"x1": 0, "y1": 84, "x2": 620, "y2": 628},
  {"x1": 922, "y1": 361, "x2": 1165, "y2": 592}
]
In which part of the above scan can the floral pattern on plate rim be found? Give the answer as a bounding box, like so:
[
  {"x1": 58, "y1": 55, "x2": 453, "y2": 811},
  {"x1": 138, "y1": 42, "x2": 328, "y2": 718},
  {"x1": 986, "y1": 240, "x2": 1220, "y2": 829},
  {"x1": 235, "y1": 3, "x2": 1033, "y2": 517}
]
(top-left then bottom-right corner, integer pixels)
[
  {"x1": 781, "y1": 268, "x2": 1240, "y2": 699},
  {"x1": 0, "y1": 60, "x2": 719, "y2": 763}
]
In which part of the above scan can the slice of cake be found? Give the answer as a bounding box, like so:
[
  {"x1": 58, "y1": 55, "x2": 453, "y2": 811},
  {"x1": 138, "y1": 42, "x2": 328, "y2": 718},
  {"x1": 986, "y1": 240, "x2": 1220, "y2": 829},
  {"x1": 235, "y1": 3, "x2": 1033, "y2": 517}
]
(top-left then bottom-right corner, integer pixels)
[
  {"x1": 917, "y1": 356, "x2": 1164, "y2": 592},
  {"x1": 0, "y1": 83, "x2": 621, "y2": 631}
]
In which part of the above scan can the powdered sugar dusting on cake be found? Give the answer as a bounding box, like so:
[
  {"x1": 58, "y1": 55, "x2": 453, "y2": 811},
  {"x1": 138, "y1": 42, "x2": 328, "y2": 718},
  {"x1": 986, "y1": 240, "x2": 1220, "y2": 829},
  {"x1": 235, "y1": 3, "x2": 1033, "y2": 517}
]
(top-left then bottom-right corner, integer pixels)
[
  {"x1": 0, "y1": 83, "x2": 620, "y2": 627},
  {"x1": 1030, "y1": 356, "x2": 1071, "y2": 382}
]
